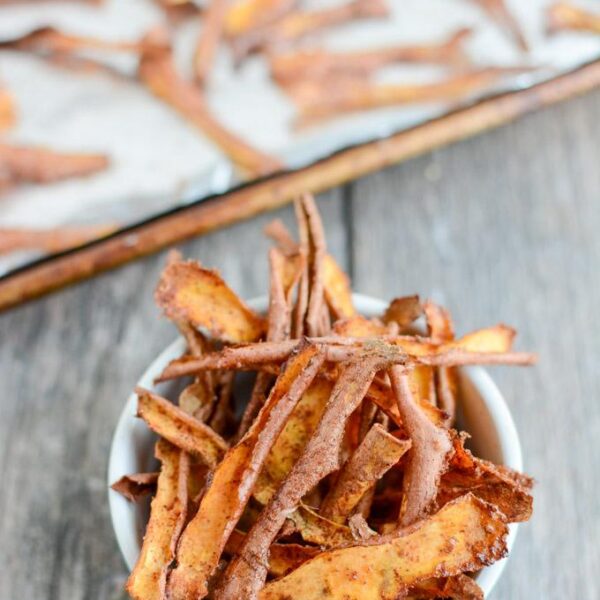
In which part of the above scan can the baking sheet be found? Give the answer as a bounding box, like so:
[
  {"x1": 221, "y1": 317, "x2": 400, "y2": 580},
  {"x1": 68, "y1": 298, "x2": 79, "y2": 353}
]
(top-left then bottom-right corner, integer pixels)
[{"x1": 1, "y1": 0, "x2": 599, "y2": 275}]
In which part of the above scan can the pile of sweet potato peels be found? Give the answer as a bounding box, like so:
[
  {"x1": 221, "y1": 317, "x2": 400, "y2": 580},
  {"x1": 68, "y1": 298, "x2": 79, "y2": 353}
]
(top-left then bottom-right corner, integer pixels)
[{"x1": 112, "y1": 194, "x2": 535, "y2": 600}]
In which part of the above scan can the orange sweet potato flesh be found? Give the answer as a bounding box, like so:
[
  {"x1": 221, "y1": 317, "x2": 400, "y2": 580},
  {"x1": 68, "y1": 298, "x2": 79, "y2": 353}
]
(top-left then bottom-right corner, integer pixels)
[
  {"x1": 167, "y1": 345, "x2": 325, "y2": 600},
  {"x1": 444, "y1": 324, "x2": 514, "y2": 353},
  {"x1": 260, "y1": 494, "x2": 507, "y2": 600},
  {"x1": 126, "y1": 440, "x2": 189, "y2": 600},
  {"x1": 437, "y1": 439, "x2": 534, "y2": 523},
  {"x1": 286, "y1": 504, "x2": 355, "y2": 547},
  {"x1": 547, "y1": 2, "x2": 600, "y2": 35},
  {"x1": 333, "y1": 315, "x2": 389, "y2": 337},
  {"x1": 225, "y1": 0, "x2": 298, "y2": 37},
  {"x1": 409, "y1": 574, "x2": 483, "y2": 599},
  {"x1": 155, "y1": 257, "x2": 266, "y2": 343},
  {"x1": 321, "y1": 424, "x2": 411, "y2": 523},
  {"x1": 267, "y1": 542, "x2": 320, "y2": 577},
  {"x1": 254, "y1": 376, "x2": 332, "y2": 504},
  {"x1": 225, "y1": 529, "x2": 320, "y2": 577},
  {"x1": 323, "y1": 254, "x2": 355, "y2": 319},
  {"x1": 0, "y1": 87, "x2": 15, "y2": 131},
  {"x1": 136, "y1": 387, "x2": 228, "y2": 468}
]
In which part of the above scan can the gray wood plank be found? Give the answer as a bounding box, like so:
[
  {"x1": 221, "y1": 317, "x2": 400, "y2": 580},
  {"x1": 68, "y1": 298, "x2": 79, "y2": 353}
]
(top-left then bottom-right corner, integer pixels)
[
  {"x1": 349, "y1": 89, "x2": 600, "y2": 599},
  {"x1": 0, "y1": 189, "x2": 348, "y2": 600}
]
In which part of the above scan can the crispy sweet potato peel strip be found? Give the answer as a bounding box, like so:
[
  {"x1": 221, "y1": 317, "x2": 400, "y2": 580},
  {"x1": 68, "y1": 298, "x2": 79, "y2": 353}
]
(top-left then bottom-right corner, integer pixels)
[
  {"x1": 126, "y1": 440, "x2": 189, "y2": 600},
  {"x1": 471, "y1": 0, "x2": 529, "y2": 51},
  {"x1": 423, "y1": 299, "x2": 458, "y2": 424},
  {"x1": 287, "y1": 504, "x2": 356, "y2": 547},
  {"x1": 437, "y1": 435, "x2": 534, "y2": 523},
  {"x1": 116, "y1": 196, "x2": 534, "y2": 600},
  {"x1": 167, "y1": 344, "x2": 325, "y2": 599},
  {"x1": 0, "y1": 143, "x2": 108, "y2": 185},
  {"x1": 264, "y1": 212, "x2": 355, "y2": 321},
  {"x1": 217, "y1": 357, "x2": 387, "y2": 599},
  {"x1": 236, "y1": 245, "x2": 298, "y2": 437},
  {"x1": 155, "y1": 256, "x2": 266, "y2": 343},
  {"x1": 225, "y1": 0, "x2": 299, "y2": 38},
  {"x1": 321, "y1": 423, "x2": 411, "y2": 523},
  {"x1": 259, "y1": 494, "x2": 508, "y2": 600},
  {"x1": 408, "y1": 574, "x2": 484, "y2": 600},
  {"x1": 547, "y1": 2, "x2": 600, "y2": 36},
  {"x1": 136, "y1": 387, "x2": 228, "y2": 467},
  {"x1": 230, "y1": 0, "x2": 389, "y2": 61},
  {"x1": 156, "y1": 324, "x2": 533, "y2": 381},
  {"x1": 253, "y1": 376, "x2": 332, "y2": 504},
  {"x1": 0, "y1": 86, "x2": 15, "y2": 131},
  {"x1": 138, "y1": 35, "x2": 282, "y2": 177},
  {"x1": 391, "y1": 367, "x2": 454, "y2": 527},
  {"x1": 111, "y1": 472, "x2": 159, "y2": 502},
  {"x1": 193, "y1": 0, "x2": 229, "y2": 85},
  {"x1": 225, "y1": 528, "x2": 320, "y2": 577},
  {"x1": 291, "y1": 67, "x2": 535, "y2": 128},
  {"x1": 269, "y1": 28, "x2": 473, "y2": 84},
  {"x1": 0, "y1": 26, "x2": 148, "y2": 55}
]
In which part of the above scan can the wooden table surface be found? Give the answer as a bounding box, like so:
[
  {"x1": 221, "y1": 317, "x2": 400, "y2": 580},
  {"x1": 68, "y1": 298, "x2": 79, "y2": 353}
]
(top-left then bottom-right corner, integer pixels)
[{"x1": 1, "y1": 89, "x2": 599, "y2": 600}]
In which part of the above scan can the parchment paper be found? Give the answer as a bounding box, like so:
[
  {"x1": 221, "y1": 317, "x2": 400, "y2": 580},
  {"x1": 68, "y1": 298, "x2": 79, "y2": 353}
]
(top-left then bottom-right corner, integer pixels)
[{"x1": 1, "y1": 0, "x2": 599, "y2": 274}]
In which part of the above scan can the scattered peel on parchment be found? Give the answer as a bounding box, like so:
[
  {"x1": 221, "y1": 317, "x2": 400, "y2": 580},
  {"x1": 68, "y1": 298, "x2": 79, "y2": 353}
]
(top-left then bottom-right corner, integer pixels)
[
  {"x1": 138, "y1": 34, "x2": 282, "y2": 177},
  {"x1": 291, "y1": 67, "x2": 537, "y2": 128},
  {"x1": 547, "y1": 2, "x2": 600, "y2": 35},
  {"x1": 270, "y1": 28, "x2": 473, "y2": 84},
  {"x1": 0, "y1": 143, "x2": 108, "y2": 184},
  {"x1": 471, "y1": 0, "x2": 529, "y2": 51},
  {"x1": 230, "y1": 0, "x2": 389, "y2": 61}
]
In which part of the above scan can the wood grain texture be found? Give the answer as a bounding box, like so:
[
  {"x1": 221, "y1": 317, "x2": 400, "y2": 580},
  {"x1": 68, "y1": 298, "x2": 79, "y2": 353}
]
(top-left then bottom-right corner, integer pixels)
[
  {"x1": 1, "y1": 89, "x2": 599, "y2": 599},
  {"x1": 350, "y1": 89, "x2": 600, "y2": 599}
]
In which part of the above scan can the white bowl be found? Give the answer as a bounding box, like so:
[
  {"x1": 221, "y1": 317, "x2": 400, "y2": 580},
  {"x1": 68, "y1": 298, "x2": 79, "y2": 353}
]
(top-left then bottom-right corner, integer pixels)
[{"x1": 108, "y1": 294, "x2": 522, "y2": 597}]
